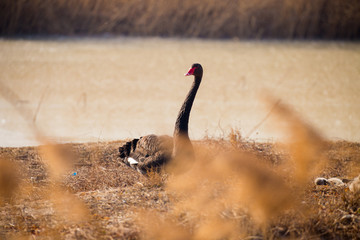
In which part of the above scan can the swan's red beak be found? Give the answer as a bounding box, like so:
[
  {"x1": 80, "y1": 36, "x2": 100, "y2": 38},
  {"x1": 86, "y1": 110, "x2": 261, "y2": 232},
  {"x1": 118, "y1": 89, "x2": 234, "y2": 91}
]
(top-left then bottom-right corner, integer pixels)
[{"x1": 185, "y1": 67, "x2": 196, "y2": 76}]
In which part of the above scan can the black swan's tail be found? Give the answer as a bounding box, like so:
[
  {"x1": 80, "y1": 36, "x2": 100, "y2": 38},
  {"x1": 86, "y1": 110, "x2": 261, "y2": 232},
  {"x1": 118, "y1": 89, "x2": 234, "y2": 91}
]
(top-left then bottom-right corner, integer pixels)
[{"x1": 119, "y1": 138, "x2": 139, "y2": 159}]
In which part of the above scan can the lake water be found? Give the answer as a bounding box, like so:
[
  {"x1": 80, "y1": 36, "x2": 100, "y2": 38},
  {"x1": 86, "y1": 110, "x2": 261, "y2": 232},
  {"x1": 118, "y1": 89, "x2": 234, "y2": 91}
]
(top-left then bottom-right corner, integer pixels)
[{"x1": 0, "y1": 37, "x2": 359, "y2": 146}]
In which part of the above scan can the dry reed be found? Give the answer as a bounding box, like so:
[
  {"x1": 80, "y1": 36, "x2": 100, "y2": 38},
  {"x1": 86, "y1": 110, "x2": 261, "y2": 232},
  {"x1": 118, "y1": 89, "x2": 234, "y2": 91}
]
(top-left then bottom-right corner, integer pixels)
[{"x1": 0, "y1": 0, "x2": 359, "y2": 39}]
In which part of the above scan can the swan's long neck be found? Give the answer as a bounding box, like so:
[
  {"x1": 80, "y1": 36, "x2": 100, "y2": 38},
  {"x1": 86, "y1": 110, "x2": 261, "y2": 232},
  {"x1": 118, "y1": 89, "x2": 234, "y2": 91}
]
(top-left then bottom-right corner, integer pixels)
[{"x1": 173, "y1": 75, "x2": 202, "y2": 140}]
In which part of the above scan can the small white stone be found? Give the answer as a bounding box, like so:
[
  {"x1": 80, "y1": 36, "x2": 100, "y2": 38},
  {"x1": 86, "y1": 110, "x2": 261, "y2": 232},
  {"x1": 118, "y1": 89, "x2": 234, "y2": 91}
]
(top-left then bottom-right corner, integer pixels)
[
  {"x1": 315, "y1": 177, "x2": 328, "y2": 185},
  {"x1": 327, "y1": 178, "x2": 345, "y2": 187},
  {"x1": 349, "y1": 175, "x2": 360, "y2": 193}
]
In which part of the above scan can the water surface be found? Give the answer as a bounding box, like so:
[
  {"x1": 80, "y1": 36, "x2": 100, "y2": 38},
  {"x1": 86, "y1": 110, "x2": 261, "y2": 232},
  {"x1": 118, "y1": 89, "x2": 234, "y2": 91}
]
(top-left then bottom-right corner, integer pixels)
[{"x1": 0, "y1": 38, "x2": 359, "y2": 146}]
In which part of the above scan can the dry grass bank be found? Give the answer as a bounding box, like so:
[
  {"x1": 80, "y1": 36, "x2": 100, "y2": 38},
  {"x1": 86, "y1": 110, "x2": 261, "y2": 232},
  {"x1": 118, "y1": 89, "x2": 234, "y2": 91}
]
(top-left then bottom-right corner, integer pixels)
[
  {"x1": 0, "y1": 137, "x2": 359, "y2": 239},
  {"x1": 0, "y1": 0, "x2": 359, "y2": 39}
]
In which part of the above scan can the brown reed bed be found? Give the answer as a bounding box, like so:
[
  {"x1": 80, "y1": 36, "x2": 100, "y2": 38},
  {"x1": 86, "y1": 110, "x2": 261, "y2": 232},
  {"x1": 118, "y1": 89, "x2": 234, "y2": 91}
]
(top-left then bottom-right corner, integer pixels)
[{"x1": 0, "y1": 0, "x2": 359, "y2": 39}]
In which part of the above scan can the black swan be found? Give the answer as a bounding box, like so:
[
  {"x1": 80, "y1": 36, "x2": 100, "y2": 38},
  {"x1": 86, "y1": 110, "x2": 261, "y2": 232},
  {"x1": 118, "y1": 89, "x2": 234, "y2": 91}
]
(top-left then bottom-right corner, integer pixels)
[{"x1": 119, "y1": 63, "x2": 203, "y2": 173}]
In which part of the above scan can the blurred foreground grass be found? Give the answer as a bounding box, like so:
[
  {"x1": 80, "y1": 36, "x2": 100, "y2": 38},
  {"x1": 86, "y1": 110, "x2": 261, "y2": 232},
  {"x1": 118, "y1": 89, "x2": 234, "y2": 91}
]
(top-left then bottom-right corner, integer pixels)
[{"x1": 1, "y1": 0, "x2": 359, "y2": 39}]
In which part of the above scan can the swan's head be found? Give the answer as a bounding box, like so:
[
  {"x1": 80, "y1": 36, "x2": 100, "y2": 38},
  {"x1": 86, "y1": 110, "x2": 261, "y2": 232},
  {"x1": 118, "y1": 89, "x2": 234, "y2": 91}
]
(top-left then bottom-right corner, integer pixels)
[{"x1": 185, "y1": 63, "x2": 203, "y2": 78}]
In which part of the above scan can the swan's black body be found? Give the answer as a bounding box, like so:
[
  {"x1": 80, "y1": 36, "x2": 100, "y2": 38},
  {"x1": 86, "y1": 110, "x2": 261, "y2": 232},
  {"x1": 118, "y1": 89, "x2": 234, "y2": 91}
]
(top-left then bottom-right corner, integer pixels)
[{"x1": 119, "y1": 63, "x2": 203, "y2": 173}]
